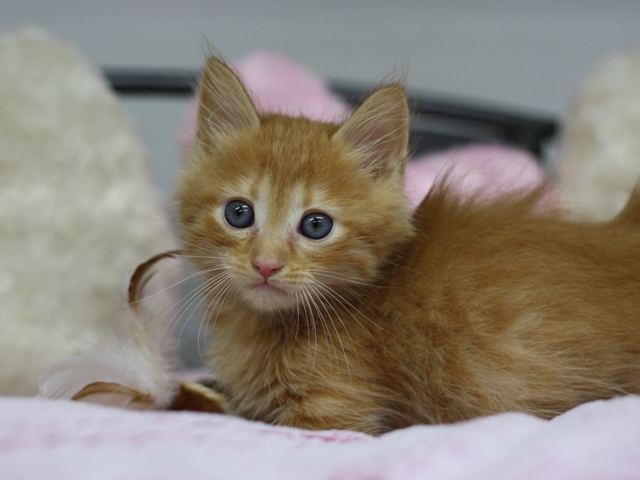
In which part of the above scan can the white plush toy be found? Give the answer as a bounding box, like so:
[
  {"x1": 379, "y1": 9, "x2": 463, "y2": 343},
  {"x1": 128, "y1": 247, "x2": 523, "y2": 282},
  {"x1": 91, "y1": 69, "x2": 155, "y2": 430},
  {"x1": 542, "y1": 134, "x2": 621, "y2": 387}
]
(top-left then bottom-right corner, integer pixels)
[
  {"x1": 555, "y1": 52, "x2": 640, "y2": 220},
  {"x1": 0, "y1": 29, "x2": 176, "y2": 396}
]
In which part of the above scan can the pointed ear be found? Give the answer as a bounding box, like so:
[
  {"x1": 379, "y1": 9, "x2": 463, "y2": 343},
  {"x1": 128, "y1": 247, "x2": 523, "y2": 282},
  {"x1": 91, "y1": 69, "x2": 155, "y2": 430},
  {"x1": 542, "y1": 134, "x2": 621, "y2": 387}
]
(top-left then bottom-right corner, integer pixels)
[
  {"x1": 332, "y1": 85, "x2": 409, "y2": 176},
  {"x1": 197, "y1": 57, "x2": 260, "y2": 147}
]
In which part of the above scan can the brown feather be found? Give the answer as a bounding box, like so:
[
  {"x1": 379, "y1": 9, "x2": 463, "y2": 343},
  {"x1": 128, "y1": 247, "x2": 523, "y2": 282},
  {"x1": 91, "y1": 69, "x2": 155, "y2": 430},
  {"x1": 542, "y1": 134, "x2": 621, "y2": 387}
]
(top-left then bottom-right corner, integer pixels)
[
  {"x1": 128, "y1": 250, "x2": 182, "y2": 313},
  {"x1": 72, "y1": 382, "x2": 155, "y2": 410}
]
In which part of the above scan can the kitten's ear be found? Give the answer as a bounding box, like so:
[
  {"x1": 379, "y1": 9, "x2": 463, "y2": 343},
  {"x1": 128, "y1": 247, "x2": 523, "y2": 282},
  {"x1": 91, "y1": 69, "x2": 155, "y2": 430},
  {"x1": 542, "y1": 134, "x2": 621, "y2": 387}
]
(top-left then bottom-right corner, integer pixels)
[
  {"x1": 197, "y1": 57, "x2": 260, "y2": 147},
  {"x1": 333, "y1": 85, "x2": 409, "y2": 176}
]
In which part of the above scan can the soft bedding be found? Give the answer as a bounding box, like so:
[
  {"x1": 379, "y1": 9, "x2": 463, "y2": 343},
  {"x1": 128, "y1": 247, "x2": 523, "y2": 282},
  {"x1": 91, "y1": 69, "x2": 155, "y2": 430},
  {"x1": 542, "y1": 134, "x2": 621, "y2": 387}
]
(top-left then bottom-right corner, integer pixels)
[{"x1": 1, "y1": 395, "x2": 640, "y2": 479}]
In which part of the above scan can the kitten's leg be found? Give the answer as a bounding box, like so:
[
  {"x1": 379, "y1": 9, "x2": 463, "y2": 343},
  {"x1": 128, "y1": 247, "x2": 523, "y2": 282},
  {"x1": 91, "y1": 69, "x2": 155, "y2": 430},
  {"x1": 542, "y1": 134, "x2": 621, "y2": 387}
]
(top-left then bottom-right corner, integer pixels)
[{"x1": 274, "y1": 393, "x2": 387, "y2": 435}]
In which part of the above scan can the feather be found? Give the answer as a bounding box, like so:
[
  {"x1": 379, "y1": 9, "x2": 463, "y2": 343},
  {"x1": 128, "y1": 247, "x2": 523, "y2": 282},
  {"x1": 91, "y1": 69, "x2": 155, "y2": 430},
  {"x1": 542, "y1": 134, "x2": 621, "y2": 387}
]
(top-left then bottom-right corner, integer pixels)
[
  {"x1": 71, "y1": 382, "x2": 155, "y2": 410},
  {"x1": 128, "y1": 250, "x2": 182, "y2": 314},
  {"x1": 39, "y1": 310, "x2": 177, "y2": 409},
  {"x1": 39, "y1": 252, "x2": 183, "y2": 410}
]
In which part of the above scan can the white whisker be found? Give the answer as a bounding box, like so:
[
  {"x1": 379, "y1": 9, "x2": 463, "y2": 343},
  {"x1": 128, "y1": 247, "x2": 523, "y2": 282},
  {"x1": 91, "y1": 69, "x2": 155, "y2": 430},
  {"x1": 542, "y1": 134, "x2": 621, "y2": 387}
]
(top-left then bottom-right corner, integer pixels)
[
  {"x1": 198, "y1": 273, "x2": 235, "y2": 364},
  {"x1": 171, "y1": 271, "x2": 232, "y2": 364},
  {"x1": 308, "y1": 282, "x2": 353, "y2": 380},
  {"x1": 306, "y1": 285, "x2": 338, "y2": 371},
  {"x1": 127, "y1": 264, "x2": 229, "y2": 313},
  {"x1": 300, "y1": 286, "x2": 318, "y2": 372},
  {"x1": 313, "y1": 281, "x2": 398, "y2": 344}
]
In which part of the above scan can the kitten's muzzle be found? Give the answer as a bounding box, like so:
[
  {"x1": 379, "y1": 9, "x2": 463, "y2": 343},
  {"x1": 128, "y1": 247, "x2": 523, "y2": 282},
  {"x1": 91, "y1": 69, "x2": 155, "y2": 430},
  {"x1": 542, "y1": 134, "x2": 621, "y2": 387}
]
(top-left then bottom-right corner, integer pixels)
[{"x1": 253, "y1": 259, "x2": 284, "y2": 280}]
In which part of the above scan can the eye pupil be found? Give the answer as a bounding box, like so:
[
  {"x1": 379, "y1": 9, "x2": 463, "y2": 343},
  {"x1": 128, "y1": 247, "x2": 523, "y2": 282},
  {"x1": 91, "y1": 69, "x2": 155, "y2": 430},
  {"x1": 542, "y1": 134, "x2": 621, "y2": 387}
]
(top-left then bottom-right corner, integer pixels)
[
  {"x1": 300, "y1": 212, "x2": 333, "y2": 240},
  {"x1": 224, "y1": 200, "x2": 254, "y2": 228}
]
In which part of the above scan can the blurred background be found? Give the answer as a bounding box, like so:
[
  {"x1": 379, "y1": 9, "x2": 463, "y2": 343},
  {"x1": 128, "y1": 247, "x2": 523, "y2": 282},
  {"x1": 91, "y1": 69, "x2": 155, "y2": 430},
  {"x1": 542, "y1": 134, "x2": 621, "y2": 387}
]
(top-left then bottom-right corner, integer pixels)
[
  {"x1": 2, "y1": 0, "x2": 639, "y2": 367},
  {"x1": 2, "y1": 0, "x2": 639, "y2": 201}
]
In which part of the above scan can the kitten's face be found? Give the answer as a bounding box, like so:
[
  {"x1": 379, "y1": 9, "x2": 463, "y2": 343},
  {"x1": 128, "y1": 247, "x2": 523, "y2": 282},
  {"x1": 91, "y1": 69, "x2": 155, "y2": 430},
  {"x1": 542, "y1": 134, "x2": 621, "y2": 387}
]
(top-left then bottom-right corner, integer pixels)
[{"x1": 176, "y1": 58, "x2": 412, "y2": 314}]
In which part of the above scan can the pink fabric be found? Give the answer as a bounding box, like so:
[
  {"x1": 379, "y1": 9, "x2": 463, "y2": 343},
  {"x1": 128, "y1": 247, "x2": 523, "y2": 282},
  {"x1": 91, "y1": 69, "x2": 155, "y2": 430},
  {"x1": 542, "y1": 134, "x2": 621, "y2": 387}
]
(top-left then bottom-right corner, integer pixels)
[
  {"x1": 1, "y1": 395, "x2": 640, "y2": 479},
  {"x1": 405, "y1": 145, "x2": 547, "y2": 208}
]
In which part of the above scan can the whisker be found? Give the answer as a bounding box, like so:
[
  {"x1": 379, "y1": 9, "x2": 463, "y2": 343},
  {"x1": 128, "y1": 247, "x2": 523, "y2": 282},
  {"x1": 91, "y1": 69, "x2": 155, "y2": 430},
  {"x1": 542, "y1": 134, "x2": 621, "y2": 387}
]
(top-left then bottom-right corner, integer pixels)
[
  {"x1": 132, "y1": 267, "x2": 224, "y2": 345},
  {"x1": 325, "y1": 281, "x2": 391, "y2": 317},
  {"x1": 171, "y1": 271, "x2": 229, "y2": 327},
  {"x1": 313, "y1": 281, "x2": 399, "y2": 344},
  {"x1": 177, "y1": 280, "x2": 220, "y2": 365},
  {"x1": 198, "y1": 273, "x2": 235, "y2": 364},
  {"x1": 175, "y1": 253, "x2": 229, "y2": 260},
  {"x1": 290, "y1": 289, "x2": 301, "y2": 348},
  {"x1": 300, "y1": 286, "x2": 318, "y2": 372},
  {"x1": 170, "y1": 272, "x2": 232, "y2": 363},
  {"x1": 306, "y1": 285, "x2": 338, "y2": 371},
  {"x1": 312, "y1": 269, "x2": 386, "y2": 288},
  {"x1": 308, "y1": 283, "x2": 353, "y2": 380},
  {"x1": 178, "y1": 237, "x2": 225, "y2": 256},
  {"x1": 126, "y1": 264, "x2": 229, "y2": 312}
]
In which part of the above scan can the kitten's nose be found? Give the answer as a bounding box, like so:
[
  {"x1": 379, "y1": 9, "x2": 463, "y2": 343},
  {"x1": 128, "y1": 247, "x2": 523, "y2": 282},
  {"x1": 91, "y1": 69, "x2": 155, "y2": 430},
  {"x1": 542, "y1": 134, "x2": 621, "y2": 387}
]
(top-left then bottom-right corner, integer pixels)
[{"x1": 253, "y1": 259, "x2": 283, "y2": 280}]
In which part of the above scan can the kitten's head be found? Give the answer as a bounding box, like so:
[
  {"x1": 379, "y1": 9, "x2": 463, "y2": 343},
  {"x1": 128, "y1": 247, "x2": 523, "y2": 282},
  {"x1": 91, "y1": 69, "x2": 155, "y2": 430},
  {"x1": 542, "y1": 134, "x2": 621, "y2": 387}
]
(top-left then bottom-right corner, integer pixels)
[{"x1": 176, "y1": 58, "x2": 413, "y2": 313}]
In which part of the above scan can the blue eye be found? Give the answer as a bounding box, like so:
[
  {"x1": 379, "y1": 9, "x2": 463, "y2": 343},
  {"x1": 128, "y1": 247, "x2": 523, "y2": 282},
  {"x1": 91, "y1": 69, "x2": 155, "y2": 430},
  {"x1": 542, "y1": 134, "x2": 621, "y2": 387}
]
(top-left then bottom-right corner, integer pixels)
[
  {"x1": 224, "y1": 200, "x2": 254, "y2": 228},
  {"x1": 300, "y1": 212, "x2": 333, "y2": 240}
]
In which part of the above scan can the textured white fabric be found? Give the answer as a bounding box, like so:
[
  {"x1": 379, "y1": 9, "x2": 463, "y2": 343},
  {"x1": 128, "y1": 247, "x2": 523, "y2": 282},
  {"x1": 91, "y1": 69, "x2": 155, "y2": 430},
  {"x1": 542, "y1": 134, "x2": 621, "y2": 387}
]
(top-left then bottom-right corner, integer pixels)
[
  {"x1": 556, "y1": 52, "x2": 640, "y2": 220},
  {"x1": 0, "y1": 29, "x2": 175, "y2": 395}
]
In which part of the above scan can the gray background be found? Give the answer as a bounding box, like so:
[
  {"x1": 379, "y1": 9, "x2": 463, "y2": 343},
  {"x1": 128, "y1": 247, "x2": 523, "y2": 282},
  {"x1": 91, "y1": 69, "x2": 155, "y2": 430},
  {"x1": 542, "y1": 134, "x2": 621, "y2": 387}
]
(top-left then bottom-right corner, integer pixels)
[{"x1": 2, "y1": 0, "x2": 640, "y2": 201}]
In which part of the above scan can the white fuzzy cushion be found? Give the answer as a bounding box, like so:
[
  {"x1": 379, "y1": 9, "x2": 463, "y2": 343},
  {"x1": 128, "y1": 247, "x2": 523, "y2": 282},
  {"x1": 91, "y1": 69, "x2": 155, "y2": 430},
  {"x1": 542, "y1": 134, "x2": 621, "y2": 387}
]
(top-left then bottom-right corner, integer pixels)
[
  {"x1": 555, "y1": 52, "x2": 640, "y2": 220},
  {"x1": 0, "y1": 29, "x2": 175, "y2": 395}
]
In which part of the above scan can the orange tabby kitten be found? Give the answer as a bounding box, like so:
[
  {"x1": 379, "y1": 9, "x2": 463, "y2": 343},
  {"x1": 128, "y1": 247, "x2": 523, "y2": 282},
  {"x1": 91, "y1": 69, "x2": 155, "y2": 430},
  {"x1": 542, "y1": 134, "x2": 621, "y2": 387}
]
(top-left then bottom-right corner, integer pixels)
[{"x1": 175, "y1": 57, "x2": 640, "y2": 435}]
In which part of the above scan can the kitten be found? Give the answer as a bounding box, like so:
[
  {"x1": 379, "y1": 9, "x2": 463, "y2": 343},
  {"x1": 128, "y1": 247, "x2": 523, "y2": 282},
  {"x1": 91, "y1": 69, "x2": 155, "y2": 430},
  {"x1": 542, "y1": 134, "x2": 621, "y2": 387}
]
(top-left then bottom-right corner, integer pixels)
[{"x1": 175, "y1": 57, "x2": 640, "y2": 435}]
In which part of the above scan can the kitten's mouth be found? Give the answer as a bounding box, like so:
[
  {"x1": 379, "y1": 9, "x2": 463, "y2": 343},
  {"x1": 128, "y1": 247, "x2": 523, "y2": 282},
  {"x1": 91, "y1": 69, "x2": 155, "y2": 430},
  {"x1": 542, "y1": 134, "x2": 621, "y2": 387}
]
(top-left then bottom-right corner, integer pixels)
[
  {"x1": 251, "y1": 281, "x2": 286, "y2": 294},
  {"x1": 245, "y1": 280, "x2": 292, "y2": 312}
]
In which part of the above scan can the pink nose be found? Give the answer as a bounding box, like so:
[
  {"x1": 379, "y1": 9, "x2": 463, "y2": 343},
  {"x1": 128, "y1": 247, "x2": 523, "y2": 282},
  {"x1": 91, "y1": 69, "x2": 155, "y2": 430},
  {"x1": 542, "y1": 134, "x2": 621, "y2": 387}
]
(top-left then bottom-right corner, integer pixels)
[{"x1": 253, "y1": 259, "x2": 283, "y2": 280}]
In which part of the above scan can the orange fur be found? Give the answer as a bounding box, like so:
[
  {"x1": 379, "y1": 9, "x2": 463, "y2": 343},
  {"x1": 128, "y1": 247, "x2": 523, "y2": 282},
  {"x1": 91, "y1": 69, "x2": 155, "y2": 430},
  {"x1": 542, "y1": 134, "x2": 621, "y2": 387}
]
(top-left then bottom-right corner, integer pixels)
[{"x1": 175, "y1": 57, "x2": 640, "y2": 435}]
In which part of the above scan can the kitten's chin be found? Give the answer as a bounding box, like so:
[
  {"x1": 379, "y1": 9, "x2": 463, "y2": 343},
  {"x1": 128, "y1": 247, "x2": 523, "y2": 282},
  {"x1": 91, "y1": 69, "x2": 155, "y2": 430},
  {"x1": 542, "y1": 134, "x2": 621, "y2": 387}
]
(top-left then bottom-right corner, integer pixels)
[{"x1": 242, "y1": 283, "x2": 295, "y2": 312}]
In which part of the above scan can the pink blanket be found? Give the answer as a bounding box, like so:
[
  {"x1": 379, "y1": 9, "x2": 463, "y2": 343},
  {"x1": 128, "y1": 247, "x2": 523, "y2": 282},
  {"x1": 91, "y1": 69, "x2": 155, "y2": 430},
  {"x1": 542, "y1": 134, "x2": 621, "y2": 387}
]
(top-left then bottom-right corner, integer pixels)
[{"x1": 1, "y1": 395, "x2": 639, "y2": 479}]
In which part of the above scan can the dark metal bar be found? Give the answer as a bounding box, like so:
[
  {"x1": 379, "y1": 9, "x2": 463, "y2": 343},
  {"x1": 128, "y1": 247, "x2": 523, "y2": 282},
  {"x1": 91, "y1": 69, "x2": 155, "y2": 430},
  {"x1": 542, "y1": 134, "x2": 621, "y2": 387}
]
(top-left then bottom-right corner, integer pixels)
[
  {"x1": 104, "y1": 69, "x2": 557, "y2": 160},
  {"x1": 104, "y1": 69, "x2": 199, "y2": 95}
]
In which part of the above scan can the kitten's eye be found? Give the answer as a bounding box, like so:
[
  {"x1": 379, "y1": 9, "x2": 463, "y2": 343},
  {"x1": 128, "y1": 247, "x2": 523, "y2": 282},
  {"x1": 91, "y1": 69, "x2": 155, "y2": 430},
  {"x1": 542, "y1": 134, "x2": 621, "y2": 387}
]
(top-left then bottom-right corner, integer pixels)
[
  {"x1": 300, "y1": 212, "x2": 333, "y2": 240},
  {"x1": 224, "y1": 200, "x2": 254, "y2": 228}
]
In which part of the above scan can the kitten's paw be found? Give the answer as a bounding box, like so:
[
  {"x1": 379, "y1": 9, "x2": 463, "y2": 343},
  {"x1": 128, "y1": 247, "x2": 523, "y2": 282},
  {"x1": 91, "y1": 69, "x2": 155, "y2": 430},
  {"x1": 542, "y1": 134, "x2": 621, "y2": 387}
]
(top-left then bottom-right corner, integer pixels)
[{"x1": 169, "y1": 381, "x2": 230, "y2": 414}]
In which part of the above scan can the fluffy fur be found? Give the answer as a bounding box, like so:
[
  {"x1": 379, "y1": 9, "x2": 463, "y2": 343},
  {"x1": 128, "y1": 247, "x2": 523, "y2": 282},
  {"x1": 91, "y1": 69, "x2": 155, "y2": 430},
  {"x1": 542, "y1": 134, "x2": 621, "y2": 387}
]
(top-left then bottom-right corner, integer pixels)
[
  {"x1": 176, "y1": 58, "x2": 640, "y2": 435},
  {"x1": 180, "y1": 51, "x2": 547, "y2": 210},
  {"x1": 0, "y1": 29, "x2": 176, "y2": 396}
]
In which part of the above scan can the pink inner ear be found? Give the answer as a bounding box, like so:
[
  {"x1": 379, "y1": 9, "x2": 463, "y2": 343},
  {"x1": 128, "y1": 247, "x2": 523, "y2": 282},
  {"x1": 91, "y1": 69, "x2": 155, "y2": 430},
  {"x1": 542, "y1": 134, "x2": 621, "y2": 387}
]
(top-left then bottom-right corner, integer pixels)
[
  {"x1": 332, "y1": 85, "x2": 409, "y2": 177},
  {"x1": 197, "y1": 59, "x2": 260, "y2": 141}
]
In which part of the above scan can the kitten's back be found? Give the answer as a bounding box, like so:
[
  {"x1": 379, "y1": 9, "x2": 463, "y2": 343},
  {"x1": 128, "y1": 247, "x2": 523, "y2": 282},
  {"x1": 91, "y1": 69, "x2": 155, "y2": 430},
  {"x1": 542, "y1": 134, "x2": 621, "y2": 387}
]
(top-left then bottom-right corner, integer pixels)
[{"x1": 377, "y1": 185, "x2": 640, "y2": 424}]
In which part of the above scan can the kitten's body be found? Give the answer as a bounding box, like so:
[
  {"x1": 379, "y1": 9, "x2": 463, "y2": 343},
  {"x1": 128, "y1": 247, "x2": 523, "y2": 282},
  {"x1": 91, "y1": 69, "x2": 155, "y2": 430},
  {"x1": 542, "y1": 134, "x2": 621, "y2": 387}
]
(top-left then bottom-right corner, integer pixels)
[
  {"x1": 177, "y1": 58, "x2": 640, "y2": 435},
  {"x1": 376, "y1": 189, "x2": 640, "y2": 427}
]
